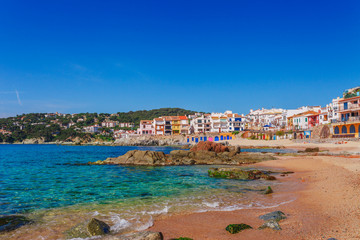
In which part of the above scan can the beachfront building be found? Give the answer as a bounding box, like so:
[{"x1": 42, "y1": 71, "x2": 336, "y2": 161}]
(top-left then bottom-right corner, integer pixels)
[
  {"x1": 210, "y1": 113, "x2": 229, "y2": 133},
  {"x1": 179, "y1": 116, "x2": 189, "y2": 134},
  {"x1": 247, "y1": 108, "x2": 285, "y2": 130},
  {"x1": 171, "y1": 116, "x2": 181, "y2": 135},
  {"x1": 227, "y1": 111, "x2": 245, "y2": 132},
  {"x1": 137, "y1": 120, "x2": 154, "y2": 135},
  {"x1": 163, "y1": 117, "x2": 172, "y2": 135},
  {"x1": 292, "y1": 111, "x2": 320, "y2": 130},
  {"x1": 190, "y1": 114, "x2": 212, "y2": 133},
  {"x1": 284, "y1": 106, "x2": 322, "y2": 130},
  {"x1": 332, "y1": 87, "x2": 360, "y2": 138},
  {"x1": 153, "y1": 118, "x2": 165, "y2": 135}
]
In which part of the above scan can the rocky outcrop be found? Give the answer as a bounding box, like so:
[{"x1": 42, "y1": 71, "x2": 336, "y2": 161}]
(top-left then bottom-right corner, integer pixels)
[
  {"x1": 93, "y1": 149, "x2": 275, "y2": 166},
  {"x1": 90, "y1": 142, "x2": 276, "y2": 166},
  {"x1": 190, "y1": 141, "x2": 230, "y2": 153},
  {"x1": 103, "y1": 150, "x2": 168, "y2": 166},
  {"x1": 64, "y1": 218, "x2": 110, "y2": 239},
  {"x1": 208, "y1": 168, "x2": 277, "y2": 180},
  {"x1": 0, "y1": 215, "x2": 32, "y2": 233}
]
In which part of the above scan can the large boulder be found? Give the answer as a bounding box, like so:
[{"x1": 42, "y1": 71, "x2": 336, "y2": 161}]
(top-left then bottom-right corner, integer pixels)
[
  {"x1": 64, "y1": 218, "x2": 110, "y2": 239},
  {"x1": 0, "y1": 215, "x2": 32, "y2": 233},
  {"x1": 190, "y1": 141, "x2": 229, "y2": 153},
  {"x1": 103, "y1": 150, "x2": 167, "y2": 166}
]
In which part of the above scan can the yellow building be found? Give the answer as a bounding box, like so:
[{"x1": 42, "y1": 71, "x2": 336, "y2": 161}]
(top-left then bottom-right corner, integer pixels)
[{"x1": 171, "y1": 116, "x2": 181, "y2": 135}]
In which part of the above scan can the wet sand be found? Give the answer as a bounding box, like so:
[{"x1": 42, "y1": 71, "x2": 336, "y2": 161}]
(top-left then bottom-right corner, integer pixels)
[{"x1": 150, "y1": 155, "x2": 360, "y2": 239}]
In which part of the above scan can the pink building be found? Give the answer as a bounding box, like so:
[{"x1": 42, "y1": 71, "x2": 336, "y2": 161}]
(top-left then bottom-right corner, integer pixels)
[{"x1": 137, "y1": 120, "x2": 155, "y2": 135}]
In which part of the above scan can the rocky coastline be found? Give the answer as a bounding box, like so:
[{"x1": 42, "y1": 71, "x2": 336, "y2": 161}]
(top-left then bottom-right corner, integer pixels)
[{"x1": 90, "y1": 141, "x2": 277, "y2": 166}]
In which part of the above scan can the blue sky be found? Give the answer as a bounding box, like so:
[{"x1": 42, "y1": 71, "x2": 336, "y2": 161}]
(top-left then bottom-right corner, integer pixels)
[{"x1": 0, "y1": 0, "x2": 359, "y2": 117}]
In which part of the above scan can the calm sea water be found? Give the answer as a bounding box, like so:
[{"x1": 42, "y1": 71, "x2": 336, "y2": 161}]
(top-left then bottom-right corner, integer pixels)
[{"x1": 0, "y1": 145, "x2": 294, "y2": 238}]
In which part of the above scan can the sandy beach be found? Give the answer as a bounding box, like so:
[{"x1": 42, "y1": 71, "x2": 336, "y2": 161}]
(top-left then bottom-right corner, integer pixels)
[
  {"x1": 150, "y1": 153, "x2": 360, "y2": 239},
  {"x1": 228, "y1": 138, "x2": 360, "y2": 154}
]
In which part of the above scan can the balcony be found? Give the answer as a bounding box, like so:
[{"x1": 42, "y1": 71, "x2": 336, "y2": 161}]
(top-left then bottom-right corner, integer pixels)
[
  {"x1": 338, "y1": 104, "x2": 360, "y2": 112},
  {"x1": 334, "y1": 116, "x2": 360, "y2": 124}
]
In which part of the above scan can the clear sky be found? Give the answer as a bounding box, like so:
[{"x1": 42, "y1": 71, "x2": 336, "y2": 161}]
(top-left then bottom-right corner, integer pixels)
[{"x1": 0, "y1": 0, "x2": 359, "y2": 117}]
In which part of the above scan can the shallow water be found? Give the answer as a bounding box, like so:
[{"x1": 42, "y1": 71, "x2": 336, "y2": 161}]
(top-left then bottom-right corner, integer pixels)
[{"x1": 0, "y1": 145, "x2": 294, "y2": 239}]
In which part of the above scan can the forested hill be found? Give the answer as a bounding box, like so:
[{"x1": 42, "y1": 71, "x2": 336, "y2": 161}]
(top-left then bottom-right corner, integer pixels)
[
  {"x1": 115, "y1": 108, "x2": 201, "y2": 124},
  {"x1": 0, "y1": 108, "x2": 203, "y2": 143}
]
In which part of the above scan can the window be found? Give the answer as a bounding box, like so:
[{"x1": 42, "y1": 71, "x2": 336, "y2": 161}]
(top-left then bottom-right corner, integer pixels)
[
  {"x1": 341, "y1": 126, "x2": 347, "y2": 134},
  {"x1": 350, "y1": 125, "x2": 356, "y2": 133}
]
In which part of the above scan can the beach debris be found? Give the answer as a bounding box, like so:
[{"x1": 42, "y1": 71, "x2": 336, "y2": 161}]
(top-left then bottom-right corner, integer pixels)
[
  {"x1": 0, "y1": 215, "x2": 33, "y2": 233},
  {"x1": 259, "y1": 211, "x2": 286, "y2": 222},
  {"x1": 108, "y1": 231, "x2": 163, "y2": 240},
  {"x1": 225, "y1": 223, "x2": 253, "y2": 234},
  {"x1": 208, "y1": 168, "x2": 277, "y2": 181},
  {"x1": 258, "y1": 220, "x2": 282, "y2": 230},
  {"x1": 64, "y1": 218, "x2": 110, "y2": 239},
  {"x1": 264, "y1": 186, "x2": 273, "y2": 194}
]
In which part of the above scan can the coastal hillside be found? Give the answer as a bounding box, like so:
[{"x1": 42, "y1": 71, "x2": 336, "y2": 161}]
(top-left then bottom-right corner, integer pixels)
[{"x1": 0, "y1": 108, "x2": 202, "y2": 143}]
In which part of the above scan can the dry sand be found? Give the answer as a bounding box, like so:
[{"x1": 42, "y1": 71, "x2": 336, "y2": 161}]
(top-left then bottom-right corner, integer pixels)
[{"x1": 150, "y1": 154, "x2": 360, "y2": 239}]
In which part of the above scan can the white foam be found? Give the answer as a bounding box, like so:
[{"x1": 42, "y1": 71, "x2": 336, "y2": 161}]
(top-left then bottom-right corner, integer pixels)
[
  {"x1": 203, "y1": 202, "x2": 219, "y2": 208},
  {"x1": 110, "y1": 214, "x2": 131, "y2": 232},
  {"x1": 135, "y1": 216, "x2": 154, "y2": 231},
  {"x1": 147, "y1": 205, "x2": 169, "y2": 215}
]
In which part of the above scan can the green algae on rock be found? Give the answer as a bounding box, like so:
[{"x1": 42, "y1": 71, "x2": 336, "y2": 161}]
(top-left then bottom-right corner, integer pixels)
[
  {"x1": 208, "y1": 168, "x2": 277, "y2": 180},
  {"x1": 0, "y1": 215, "x2": 32, "y2": 233},
  {"x1": 225, "y1": 223, "x2": 253, "y2": 234},
  {"x1": 264, "y1": 186, "x2": 273, "y2": 194}
]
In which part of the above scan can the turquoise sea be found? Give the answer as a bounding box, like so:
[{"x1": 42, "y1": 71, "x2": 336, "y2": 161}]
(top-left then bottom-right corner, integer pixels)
[{"x1": 0, "y1": 145, "x2": 294, "y2": 239}]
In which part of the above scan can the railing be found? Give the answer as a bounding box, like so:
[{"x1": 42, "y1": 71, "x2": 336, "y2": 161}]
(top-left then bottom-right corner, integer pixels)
[
  {"x1": 340, "y1": 116, "x2": 360, "y2": 123},
  {"x1": 338, "y1": 104, "x2": 360, "y2": 111}
]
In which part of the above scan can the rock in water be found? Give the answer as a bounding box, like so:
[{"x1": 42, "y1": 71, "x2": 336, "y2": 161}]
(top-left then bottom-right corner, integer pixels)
[
  {"x1": 304, "y1": 147, "x2": 320, "y2": 152},
  {"x1": 0, "y1": 215, "x2": 32, "y2": 232},
  {"x1": 264, "y1": 186, "x2": 273, "y2": 194},
  {"x1": 225, "y1": 224, "x2": 252, "y2": 234},
  {"x1": 259, "y1": 211, "x2": 286, "y2": 222},
  {"x1": 259, "y1": 220, "x2": 282, "y2": 230},
  {"x1": 208, "y1": 168, "x2": 276, "y2": 180},
  {"x1": 64, "y1": 218, "x2": 110, "y2": 239}
]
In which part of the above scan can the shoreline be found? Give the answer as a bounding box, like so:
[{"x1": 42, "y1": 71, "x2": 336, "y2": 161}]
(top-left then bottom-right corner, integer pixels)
[
  {"x1": 2, "y1": 143, "x2": 360, "y2": 239},
  {"x1": 148, "y1": 154, "x2": 360, "y2": 239}
]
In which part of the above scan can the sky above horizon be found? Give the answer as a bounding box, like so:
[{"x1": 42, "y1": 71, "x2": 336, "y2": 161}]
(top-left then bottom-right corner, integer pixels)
[{"x1": 0, "y1": 0, "x2": 359, "y2": 118}]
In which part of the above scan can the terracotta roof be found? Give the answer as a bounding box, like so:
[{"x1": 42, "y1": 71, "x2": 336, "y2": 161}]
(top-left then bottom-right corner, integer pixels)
[
  {"x1": 140, "y1": 120, "x2": 153, "y2": 124},
  {"x1": 292, "y1": 111, "x2": 319, "y2": 118},
  {"x1": 179, "y1": 116, "x2": 188, "y2": 120}
]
